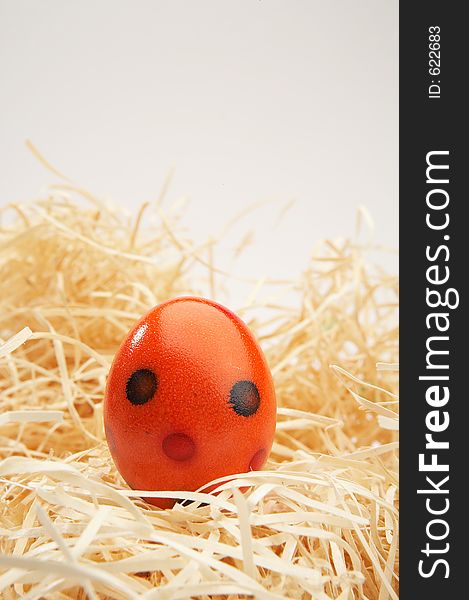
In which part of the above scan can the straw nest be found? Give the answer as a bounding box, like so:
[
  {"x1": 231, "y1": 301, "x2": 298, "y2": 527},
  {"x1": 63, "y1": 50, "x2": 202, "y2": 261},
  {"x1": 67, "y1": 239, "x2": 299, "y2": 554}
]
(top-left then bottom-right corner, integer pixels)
[{"x1": 0, "y1": 174, "x2": 398, "y2": 599}]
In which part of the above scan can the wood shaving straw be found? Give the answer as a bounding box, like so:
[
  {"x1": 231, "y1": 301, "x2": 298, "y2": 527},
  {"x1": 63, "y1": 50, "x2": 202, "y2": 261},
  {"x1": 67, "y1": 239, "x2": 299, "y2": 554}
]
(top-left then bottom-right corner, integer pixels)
[{"x1": 0, "y1": 183, "x2": 398, "y2": 599}]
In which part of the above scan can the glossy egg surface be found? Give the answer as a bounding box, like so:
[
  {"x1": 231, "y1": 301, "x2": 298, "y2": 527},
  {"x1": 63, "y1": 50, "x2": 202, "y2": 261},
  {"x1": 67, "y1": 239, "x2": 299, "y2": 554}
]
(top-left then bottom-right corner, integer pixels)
[{"x1": 104, "y1": 296, "x2": 276, "y2": 507}]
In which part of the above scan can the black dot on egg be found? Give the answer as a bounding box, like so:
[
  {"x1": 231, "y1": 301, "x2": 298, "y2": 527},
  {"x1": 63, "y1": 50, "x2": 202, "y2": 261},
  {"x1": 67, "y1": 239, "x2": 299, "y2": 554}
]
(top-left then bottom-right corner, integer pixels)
[
  {"x1": 229, "y1": 380, "x2": 260, "y2": 416},
  {"x1": 126, "y1": 369, "x2": 158, "y2": 405}
]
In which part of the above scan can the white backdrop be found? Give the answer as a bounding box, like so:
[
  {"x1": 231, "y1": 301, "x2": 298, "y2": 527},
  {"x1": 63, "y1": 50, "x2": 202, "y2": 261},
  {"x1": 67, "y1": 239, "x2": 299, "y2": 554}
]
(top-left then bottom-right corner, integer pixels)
[{"x1": 0, "y1": 0, "x2": 398, "y2": 305}]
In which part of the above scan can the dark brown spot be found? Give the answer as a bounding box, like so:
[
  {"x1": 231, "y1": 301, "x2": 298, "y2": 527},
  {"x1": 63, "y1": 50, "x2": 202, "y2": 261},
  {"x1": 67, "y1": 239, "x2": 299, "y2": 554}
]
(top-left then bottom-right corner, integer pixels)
[
  {"x1": 126, "y1": 369, "x2": 158, "y2": 405},
  {"x1": 229, "y1": 380, "x2": 260, "y2": 416}
]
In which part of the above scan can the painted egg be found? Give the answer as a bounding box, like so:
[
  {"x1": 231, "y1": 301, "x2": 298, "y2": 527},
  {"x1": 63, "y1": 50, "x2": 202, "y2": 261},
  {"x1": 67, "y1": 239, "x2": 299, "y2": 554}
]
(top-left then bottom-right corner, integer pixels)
[{"x1": 104, "y1": 296, "x2": 277, "y2": 508}]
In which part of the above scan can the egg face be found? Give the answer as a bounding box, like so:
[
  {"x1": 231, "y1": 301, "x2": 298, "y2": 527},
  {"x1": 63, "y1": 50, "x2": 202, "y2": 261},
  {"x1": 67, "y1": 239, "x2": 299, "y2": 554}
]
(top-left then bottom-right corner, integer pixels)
[{"x1": 104, "y1": 297, "x2": 277, "y2": 508}]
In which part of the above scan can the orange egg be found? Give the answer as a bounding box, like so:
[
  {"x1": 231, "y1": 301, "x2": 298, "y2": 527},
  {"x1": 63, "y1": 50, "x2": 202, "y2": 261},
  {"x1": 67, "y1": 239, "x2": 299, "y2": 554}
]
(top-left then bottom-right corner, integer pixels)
[{"x1": 104, "y1": 296, "x2": 276, "y2": 508}]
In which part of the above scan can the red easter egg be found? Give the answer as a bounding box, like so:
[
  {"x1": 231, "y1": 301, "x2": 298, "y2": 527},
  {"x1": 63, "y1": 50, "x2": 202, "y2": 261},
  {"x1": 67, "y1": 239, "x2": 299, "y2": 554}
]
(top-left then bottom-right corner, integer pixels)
[{"x1": 104, "y1": 296, "x2": 276, "y2": 508}]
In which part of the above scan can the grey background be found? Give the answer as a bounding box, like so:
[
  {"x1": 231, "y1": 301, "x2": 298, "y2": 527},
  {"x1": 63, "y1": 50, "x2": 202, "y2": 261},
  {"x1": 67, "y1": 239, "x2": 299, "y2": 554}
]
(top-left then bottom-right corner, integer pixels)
[{"x1": 0, "y1": 0, "x2": 398, "y2": 304}]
